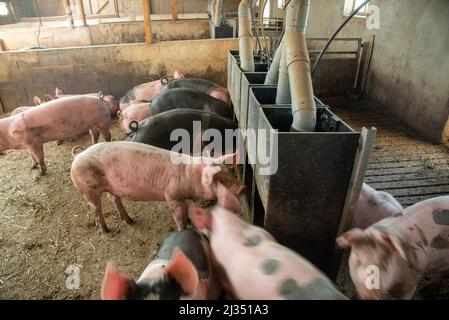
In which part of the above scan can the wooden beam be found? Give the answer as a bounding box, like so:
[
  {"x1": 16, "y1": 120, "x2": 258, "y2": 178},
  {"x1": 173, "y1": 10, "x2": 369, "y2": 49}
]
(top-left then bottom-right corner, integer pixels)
[
  {"x1": 114, "y1": 0, "x2": 120, "y2": 17},
  {"x1": 142, "y1": 0, "x2": 152, "y2": 45},
  {"x1": 77, "y1": 0, "x2": 87, "y2": 27},
  {"x1": 64, "y1": 0, "x2": 74, "y2": 28},
  {"x1": 96, "y1": 0, "x2": 110, "y2": 14},
  {"x1": 172, "y1": 0, "x2": 178, "y2": 21}
]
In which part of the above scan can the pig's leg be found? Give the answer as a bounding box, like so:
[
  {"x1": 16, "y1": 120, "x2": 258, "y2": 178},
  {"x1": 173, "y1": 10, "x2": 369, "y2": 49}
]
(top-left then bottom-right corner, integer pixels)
[
  {"x1": 28, "y1": 150, "x2": 38, "y2": 169},
  {"x1": 27, "y1": 144, "x2": 46, "y2": 175},
  {"x1": 107, "y1": 193, "x2": 133, "y2": 224},
  {"x1": 165, "y1": 193, "x2": 188, "y2": 231},
  {"x1": 85, "y1": 192, "x2": 108, "y2": 233},
  {"x1": 89, "y1": 129, "x2": 100, "y2": 144},
  {"x1": 99, "y1": 128, "x2": 112, "y2": 142}
]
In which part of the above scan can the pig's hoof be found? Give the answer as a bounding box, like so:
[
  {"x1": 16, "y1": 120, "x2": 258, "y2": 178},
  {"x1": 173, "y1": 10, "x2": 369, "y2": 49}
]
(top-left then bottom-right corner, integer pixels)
[
  {"x1": 100, "y1": 226, "x2": 109, "y2": 233},
  {"x1": 40, "y1": 170, "x2": 47, "y2": 176},
  {"x1": 125, "y1": 217, "x2": 134, "y2": 225},
  {"x1": 55, "y1": 140, "x2": 63, "y2": 146}
]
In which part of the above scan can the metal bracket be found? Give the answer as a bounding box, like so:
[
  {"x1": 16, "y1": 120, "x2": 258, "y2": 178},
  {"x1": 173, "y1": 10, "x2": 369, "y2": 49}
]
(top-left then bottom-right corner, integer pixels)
[{"x1": 327, "y1": 126, "x2": 377, "y2": 280}]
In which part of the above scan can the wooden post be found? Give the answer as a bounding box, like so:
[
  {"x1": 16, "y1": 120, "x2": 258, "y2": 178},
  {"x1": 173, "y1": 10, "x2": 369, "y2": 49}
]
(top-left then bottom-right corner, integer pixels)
[
  {"x1": 77, "y1": 0, "x2": 87, "y2": 27},
  {"x1": 142, "y1": 0, "x2": 152, "y2": 45},
  {"x1": 114, "y1": 0, "x2": 120, "y2": 17},
  {"x1": 64, "y1": 0, "x2": 74, "y2": 28},
  {"x1": 0, "y1": 39, "x2": 6, "y2": 52},
  {"x1": 172, "y1": 0, "x2": 178, "y2": 21}
]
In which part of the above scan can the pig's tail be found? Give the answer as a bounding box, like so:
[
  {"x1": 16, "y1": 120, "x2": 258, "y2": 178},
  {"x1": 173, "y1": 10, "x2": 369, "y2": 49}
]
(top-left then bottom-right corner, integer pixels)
[
  {"x1": 129, "y1": 121, "x2": 139, "y2": 133},
  {"x1": 71, "y1": 145, "x2": 85, "y2": 158}
]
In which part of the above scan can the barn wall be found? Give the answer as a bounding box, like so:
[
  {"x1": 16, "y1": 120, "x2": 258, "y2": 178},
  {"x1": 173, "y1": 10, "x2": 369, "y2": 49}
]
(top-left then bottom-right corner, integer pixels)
[
  {"x1": 0, "y1": 39, "x2": 241, "y2": 112},
  {"x1": 365, "y1": 0, "x2": 449, "y2": 143},
  {"x1": 0, "y1": 20, "x2": 211, "y2": 50},
  {"x1": 270, "y1": 0, "x2": 365, "y2": 39},
  {"x1": 0, "y1": 37, "x2": 359, "y2": 113}
]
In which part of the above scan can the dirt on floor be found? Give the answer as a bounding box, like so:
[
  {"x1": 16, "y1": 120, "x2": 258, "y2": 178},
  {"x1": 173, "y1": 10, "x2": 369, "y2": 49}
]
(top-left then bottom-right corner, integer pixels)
[
  {"x1": 0, "y1": 116, "x2": 448, "y2": 300},
  {"x1": 0, "y1": 119, "x2": 179, "y2": 299}
]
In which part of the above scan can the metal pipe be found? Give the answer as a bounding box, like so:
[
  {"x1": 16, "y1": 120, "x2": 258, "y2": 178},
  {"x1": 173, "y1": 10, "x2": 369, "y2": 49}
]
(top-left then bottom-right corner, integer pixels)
[
  {"x1": 312, "y1": 0, "x2": 370, "y2": 78},
  {"x1": 214, "y1": 0, "x2": 222, "y2": 26},
  {"x1": 238, "y1": 0, "x2": 255, "y2": 72},
  {"x1": 285, "y1": 0, "x2": 316, "y2": 132},
  {"x1": 264, "y1": 37, "x2": 284, "y2": 85},
  {"x1": 276, "y1": 44, "x2": 291, "y2": 104},
  {"x1": 209, "y1": 0, "x2": 215, "y2": 22}
]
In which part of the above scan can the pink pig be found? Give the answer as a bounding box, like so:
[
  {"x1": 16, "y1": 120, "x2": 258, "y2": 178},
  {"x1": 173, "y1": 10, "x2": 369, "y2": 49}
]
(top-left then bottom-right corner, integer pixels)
[
  {"x1": 0, "y1": 95, "x2": 111, "y2": 174},
  {"x1": 351, "y1": 183, "x2": 403, "y2": 229},
  {"x1": 188, "y1": 205, "x2": 348, "y2": 300},
  {"x1": 338, "y1": 196, "x2": 449, "y2": 300},
  {"x1": 117, "y1": 102, "x2": 151, "y2": 134},
  {"x1": 70, "y1": 142, "x2": 245, "y2": 233},
  {"x1": 46, "y1": 87, "x2": 120, "y2": 116},
  {"x1": 102, "y1": 229, "x2": 221, "y2": 300},
  {"x1": 119, "y1": 70, "x2": 185, "y2": 111}
]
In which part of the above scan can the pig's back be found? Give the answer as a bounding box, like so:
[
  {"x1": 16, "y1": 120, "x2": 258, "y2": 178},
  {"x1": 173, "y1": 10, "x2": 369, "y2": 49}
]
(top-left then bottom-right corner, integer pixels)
[
  {"x1": 221, "y1": 239, "x2": 346, "y2": 300},
  {"x1": 12, "y1": 96, "x2": 109, "y2": 141},
  {"x1": 131, "y1": 109, "x2": 237, "y2": 150},
  {"x1": 151, "y1": 88, "x2": 233, "y2": 119},
  {"x1": 163, "y1": 78, "x2": 215, "y2": 93},
  {"x1": 73, "y1": 142, "x2": 193, "y2": 200},
  {"x1": 156, "y1": 229, "x2": 210, "y2": 279}
]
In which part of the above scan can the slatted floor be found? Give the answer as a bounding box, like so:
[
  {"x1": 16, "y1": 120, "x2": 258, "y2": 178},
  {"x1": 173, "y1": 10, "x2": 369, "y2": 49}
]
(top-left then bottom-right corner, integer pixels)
[{"x1": 325, "y1": 97, "x2": 449, "y2": 207}]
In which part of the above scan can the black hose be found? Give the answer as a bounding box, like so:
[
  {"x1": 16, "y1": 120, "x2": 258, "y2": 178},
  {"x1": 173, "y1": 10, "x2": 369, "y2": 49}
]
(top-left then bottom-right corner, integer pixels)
[{"x1": 311, "y1": 0, "x2": 370, "y2": 78}]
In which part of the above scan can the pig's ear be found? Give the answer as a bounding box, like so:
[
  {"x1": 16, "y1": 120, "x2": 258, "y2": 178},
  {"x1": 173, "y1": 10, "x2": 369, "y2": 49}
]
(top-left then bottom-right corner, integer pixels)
[
  {"x1": 371, "y1": 229, "x2": 407, "y2": 261},
  {"x1": 166, "y1": 249, "x2": 199, "y2": 296},
  {"x1": 55, "y1": 87, "x2": 65, "y2": 96},
  {"x1": 101, "y1": 263, "x2": 135, "y2": 300},
  {"x1": 213, "y1": 153, "x2": 238, "y2": 166},
  {"x1": 216, "y1": 182, "x2": 241, "y2": 213},
  {"x1": 33, "y1": 96, "x2": 42, "y2": 106},
  {"x1": 201, "y1": 165, "x2": 222, "y2": 188},
  {"x1": 188, "y1": 205, "x2": 212, "y2": 231},
  {"x1": 173, "y1": 70, "x2": 185, "y2": 79},
  {"x1": 336, "y1": 228, "x2": 367, "y2": 248}
]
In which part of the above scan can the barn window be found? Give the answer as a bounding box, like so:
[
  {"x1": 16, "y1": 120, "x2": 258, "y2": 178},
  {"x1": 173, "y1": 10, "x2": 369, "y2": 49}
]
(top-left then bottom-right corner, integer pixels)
[
  {"x1": 0, "y1": 2, "x2": 10, "y2": 16},
  {"x1": 343, "y1": 0, "x2": 370, "y2": 18}
]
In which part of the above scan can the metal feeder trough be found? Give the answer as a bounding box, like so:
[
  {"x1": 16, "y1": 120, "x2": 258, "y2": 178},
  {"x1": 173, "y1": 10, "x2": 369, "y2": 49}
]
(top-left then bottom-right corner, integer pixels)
[
  {"x1": 227, "y1": 51, "x2": 376, "y2": 279},
  {"x1": 227, "y1": 51, "x2": 268, "y2": 118},
  {"x1": 245, "y1": 86, "x2": 362, "y2": 277},
  {"x1": 210, "y1": 21, "x2": 234, "y2": 39}
]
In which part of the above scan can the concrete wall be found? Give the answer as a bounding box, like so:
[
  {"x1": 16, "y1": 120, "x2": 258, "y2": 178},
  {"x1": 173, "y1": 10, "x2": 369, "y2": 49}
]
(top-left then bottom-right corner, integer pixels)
[
  {"x1": 271, "y1": 0, "x2": 365, "y2": 39},
  {"x1": 0, "y1": 20, "x2": 211, "y2": 50},
  {"x1": 0, "y1": 37, "x2": 358, "y2": 113},
  {"x1": 365, "y1": 0, "x2": 449, "y2": 143},
  {"x1": 0, "y1": 39, "x2": 241, "y2": 112}
]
